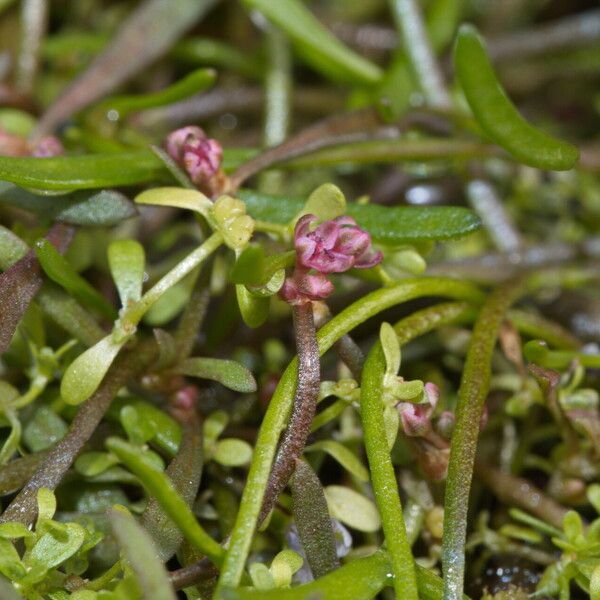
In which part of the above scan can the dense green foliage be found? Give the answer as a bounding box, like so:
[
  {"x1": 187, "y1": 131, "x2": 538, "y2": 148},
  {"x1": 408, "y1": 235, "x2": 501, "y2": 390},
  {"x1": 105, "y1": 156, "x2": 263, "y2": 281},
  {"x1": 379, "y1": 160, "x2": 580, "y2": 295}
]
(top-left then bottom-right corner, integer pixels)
[{"x1": 0, "y1": 1, "x2": 599, "y2": 599}]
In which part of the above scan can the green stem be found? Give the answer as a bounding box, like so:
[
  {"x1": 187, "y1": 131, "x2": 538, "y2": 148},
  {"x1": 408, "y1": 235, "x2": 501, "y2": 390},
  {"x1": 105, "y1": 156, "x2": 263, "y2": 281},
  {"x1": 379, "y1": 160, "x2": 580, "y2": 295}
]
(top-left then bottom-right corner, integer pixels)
[
  {"x1": 216, "y1": 278, "x2": 483, "y2": 590},
  {"x1": 389, "y1": 0, "x2": 451, "y2": 109},
  {"x1": 442, "y1": 277, "x2": 525, "y2": 600},
  {"x1": 124, "y1": 232, "x2": 222, "y2": 325},
  {"x1": 361, "y1": 343, "x2": 419, "y2": 600}
]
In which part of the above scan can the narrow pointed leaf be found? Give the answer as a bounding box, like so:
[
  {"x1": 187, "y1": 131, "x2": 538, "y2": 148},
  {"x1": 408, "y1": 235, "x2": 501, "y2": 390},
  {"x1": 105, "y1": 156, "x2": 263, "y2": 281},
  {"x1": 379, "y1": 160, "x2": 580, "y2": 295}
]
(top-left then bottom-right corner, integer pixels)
[
  {"x1": 291, "y1": 460, "x2": 339, "y2": 578},
  {"x1": 105, "y1": 437, "x2": 224, "y2": 564},
  {"x1": 109, "y1": 508, "x2": 176, "y2": 600},
  {"x1": 36, "y1": 0, "x2": 220, "y2": 134},
  {"x1": 61, "y1": 335, "x2": 125, "y2": 405},
  {"x1": 175, "y1": 357, "x2": 257, "y2": 393},
  {"x1": 305, "y1": 441, "x2": 369, "y2": 482},
  {"x1": 108, "y1": 239, "x2": 145, "y2": 307},
  {"x1": 239, "y1": 190, "x2": 481, "y2": 242},
  {"x1": 35, "y1": 238, "x2": 117, "y2": 319},
  {"x1": 134, "y1": 186, "x2": 212, "y2": 215},
  {"x1": 93, "y1": 67, "x2": 216, "y2": 118},
  {"x1": 242, "y1": 0, "x2": 382, "y2": 85}
]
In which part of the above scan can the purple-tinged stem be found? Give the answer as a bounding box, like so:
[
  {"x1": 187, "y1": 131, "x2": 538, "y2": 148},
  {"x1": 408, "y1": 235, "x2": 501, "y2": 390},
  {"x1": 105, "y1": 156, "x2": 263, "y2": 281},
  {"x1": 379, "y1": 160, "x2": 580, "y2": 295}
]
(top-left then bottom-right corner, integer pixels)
[{"x1": 259, "y1": 303, "x2": 320, "y2": 524}]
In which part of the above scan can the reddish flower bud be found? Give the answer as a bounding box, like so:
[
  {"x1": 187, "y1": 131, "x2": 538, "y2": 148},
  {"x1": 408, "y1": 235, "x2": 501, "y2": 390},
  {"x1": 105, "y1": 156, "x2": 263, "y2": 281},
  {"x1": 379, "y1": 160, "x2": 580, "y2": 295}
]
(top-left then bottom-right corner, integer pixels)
[
  {"x1": 165, "y1": 125, "x2": 223, "y2": 189},
  {"x1": 397, "y1": 382, "x2": 440, "y2": 437},
  {"x1": 295, "y1": 215, "x2": 382, "y2": 274}
]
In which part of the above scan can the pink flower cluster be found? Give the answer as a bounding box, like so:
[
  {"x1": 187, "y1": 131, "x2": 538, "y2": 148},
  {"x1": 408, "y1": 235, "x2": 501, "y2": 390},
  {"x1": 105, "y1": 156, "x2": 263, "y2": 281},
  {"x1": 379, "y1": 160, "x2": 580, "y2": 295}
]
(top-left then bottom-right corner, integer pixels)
[
  {"x1": 165, "y1": 126, "x2": 223, "y2": 190},
  {"x1": 280, "y1": 214, "x2": 382, "y2": 305},
  {"x1": 0, "y1": 129, "x2": 63, "y2": 157}
]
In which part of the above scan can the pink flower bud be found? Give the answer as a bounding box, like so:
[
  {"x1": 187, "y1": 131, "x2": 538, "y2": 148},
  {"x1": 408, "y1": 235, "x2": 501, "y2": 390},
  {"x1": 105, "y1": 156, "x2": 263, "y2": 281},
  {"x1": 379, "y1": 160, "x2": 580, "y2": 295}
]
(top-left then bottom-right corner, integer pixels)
[
  {"x1": 31, "y1": 136, "x2": 64, "y2": 157},
  {"x1": 165, "y1": 125, "x2": 223, "y2": 187},
  {"x1": 279, "y1": 271, "x2": 334, "y2": 305},
  {"x1": 397, "y1": 402, "x2": 433, "y2": 437}
]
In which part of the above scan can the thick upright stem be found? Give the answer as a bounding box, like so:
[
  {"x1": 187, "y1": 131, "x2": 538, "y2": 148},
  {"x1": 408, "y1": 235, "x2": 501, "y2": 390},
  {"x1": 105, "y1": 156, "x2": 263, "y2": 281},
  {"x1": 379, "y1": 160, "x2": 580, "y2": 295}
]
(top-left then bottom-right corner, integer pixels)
[
  {"x1": 442, "y1": 277, "x2": 525, "y2": 600},
  {"x1": 259, "y1": 302, "x2": 320, "y2": 524}
]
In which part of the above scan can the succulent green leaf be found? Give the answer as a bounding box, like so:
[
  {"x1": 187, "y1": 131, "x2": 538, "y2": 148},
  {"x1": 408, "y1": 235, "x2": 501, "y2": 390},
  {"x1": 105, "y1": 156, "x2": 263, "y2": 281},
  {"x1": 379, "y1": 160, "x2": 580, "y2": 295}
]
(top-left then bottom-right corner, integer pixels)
[
  {"x1": 105, "y1": 437, "x2": 224, "y2": 564},
  {"x1": 204, "y1": 410, "x2": 229, "y2": 443},
  {"x1": 34, "y1": 238, "x2": 117, "y2": 319},
  {"x1": 380, "y1": 322, "x2": 401, "y2": 376},
  {"x1": 108, "y1": 239, "x2": 145, "y2": 307},
  {"x1": 454, "y1": 24, "x2": 579, "y2": 170},
  {"x1": 291, "y1": 460, "x2": 339, "y2": 579},
  {"x1": 305, "y1": 441, "x2": 369, "y2": 482},
  {"x1": 0, "y1": 184, "x2": 137, "y2": 226},
  {"x1": 236, "y1": 284, "x2": 270, "y2": 328},
  {"x1": 0, "y1": 151, "x2": 167, "y2": 191},
  {"x1": 323, "y1": 485, "x2": 381, "y2": 532},
  {"x1": 249, "y1": 562, "x2": 274, "y2": 591},
  {"x1": 301, "y1": 183, "x2": 346, "y2": 222},
  {"x1": 242, "y1": 0, "x2": 382, "y2": 85},
  {"x1": 175, "y1": 357, "x2": 257, "y2": 393},
  {"x1": 134, "y1": 186, "x2": 212, "y2": 216},
  {"x1": 0, "y1": 522, "x2": 34, "y2": 539},
  {"x1": 74, "y1": 451, "x2": 120, "y2": 477},
  {"x1": 0, "y1": 538, "x2": 26, "y2": 580},
  {"x1": 93, "y1": 68, "x2": 216, "y2": 118},
  {"x1": 61, "y1": 335, "x2": 125, "y2": 405},
  {"x1": 28, "y1": 523, "x2": 86, "y2": 570},
  {"x1": 270, "y1": 550, "x2": 303, "y2": 587},
  {"x1": 108, "y1": 508, "x2": 176, "y2": 600},
  {"x1": 239, "y1": 190, "x2": 481, "y2": 242},
  {"x1": 214, "y1": 439, "x2": 253, "y2": 467}
]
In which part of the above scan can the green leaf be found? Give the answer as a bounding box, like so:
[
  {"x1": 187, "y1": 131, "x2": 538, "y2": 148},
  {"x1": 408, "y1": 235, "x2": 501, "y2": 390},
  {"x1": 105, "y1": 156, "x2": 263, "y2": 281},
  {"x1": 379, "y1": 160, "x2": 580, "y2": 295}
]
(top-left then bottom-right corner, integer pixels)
[
  {"x1": 134, "y1": 186, "x2": 212, "y2": 216},
  {"x1": 75, "y1": 451, "x2": 120, "y2": 477},
  {"x1": 93, "y1": 68, "x2": 216, "y2": 118},
  {"x1": 249, "y1": 562, "x2": 274, "y2": 591},
  {"x1": 270, "y1": 550, "x2": 303, "y2": 587},
  {"x1": 301, "y1": 183, "x2": 346, "y2": 222},
  {"x1": 28, "y1": 523, "x2": 86, "y2": 570},
  {"x1": 108, "y1": 239, "x2": 145, "y2": 307},
  {"x1": 239, "y1": 189, "x2": 481, "y2": 242},
  {"x1": 22, "y1": 405, "x2": 68, "y2": 452},
  {"x1": 204, "y1": 410, "x2": 229, "y2": 442},
  {"x1": 305, "y1": 441, "x2": 369, "y2": 482},
  {"x1": 0, "y1": 151, "x2": 167, "y2": 191},
  {"x1": 242, "y1": 0, "x2": 382, "y2": 85},
  {"x1": 0, "y1": 522, "x2": 34, "y2": 539},
  {"x1": 214, "y1": 439, "x2": 253, "y2": 467},
  {"x1": 61, "y1": 335, "x2": 126, "y2": 405},
  {"x1": 34, "y1": 238, "x2": 117, "y2": 319},
  {"x1": 120, "y1": 405, "x2": 157, "y2": 445},
  {"x1": 0, "y1": 184, "x2": 137, "y2": 226},
  {"x1": 105, "y1": 437, "x2": 224, "y2": 564},
  {"x1": 0, "y1": 538, "x2": 26, "y2": 580},
  {"x1": 108, "y1": 508, "x2": 176, "y2": 600},
  {"x1": 236, "y1": 284, "x2": 270, "y2": 328},
  {"x1": 175, "y1": 357, "x2": 257, "y2": 393},
  {"x1": 230, "y1": 245, "x2": 265, "y2": 287},
  {"x1": 291, "y1": 460, "x2": 339, "y2": 579},
  {"x1": 588, "y1": 484, "x2": 600, "y2": 515},
  {"x1": 323, "y1": 485, "x2": 381, "y2": 532},
  {"x1": 380, "y1": 322, "x2": 401, "y2": 376},
  {"x1": 454, "y1": 24, "x2": 579, "y2": 170}
]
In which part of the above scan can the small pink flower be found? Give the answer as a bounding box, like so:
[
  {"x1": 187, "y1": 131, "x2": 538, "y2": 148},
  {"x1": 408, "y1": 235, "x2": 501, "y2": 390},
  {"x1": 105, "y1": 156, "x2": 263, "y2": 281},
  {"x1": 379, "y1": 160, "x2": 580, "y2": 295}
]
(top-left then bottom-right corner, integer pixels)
[
  {"x1": 397, "y1": 382, "x2": 439, "y2": 437},
  {"x1": 165, "y1": 125, "x2": 223, "y2": 186},
  {"x1": 280, "y1": 214, "x2": 382, "y2": 306},
  {"x1": 31, "y1": 136, "x2": 64, "y2": 157},
  {"x1": 295, "y1": 215, "x2": 382, "y2": 274}
]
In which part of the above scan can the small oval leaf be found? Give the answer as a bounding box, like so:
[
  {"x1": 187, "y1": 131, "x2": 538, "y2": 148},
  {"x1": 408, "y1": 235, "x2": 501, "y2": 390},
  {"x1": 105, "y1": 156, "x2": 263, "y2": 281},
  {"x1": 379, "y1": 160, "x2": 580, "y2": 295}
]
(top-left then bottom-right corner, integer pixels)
[
  {"x1": 176, "y1": 357, "x2": 257, "y2": 393},
  {"x1": 324, "y1": 485, "x2": 381, "y2": 532},
  {"x1": 108, "y1": 239, "x2": 145, "y2": 306},
  {"x1": 61, "y1": 335, "x2": 125, "y2": 405}
]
